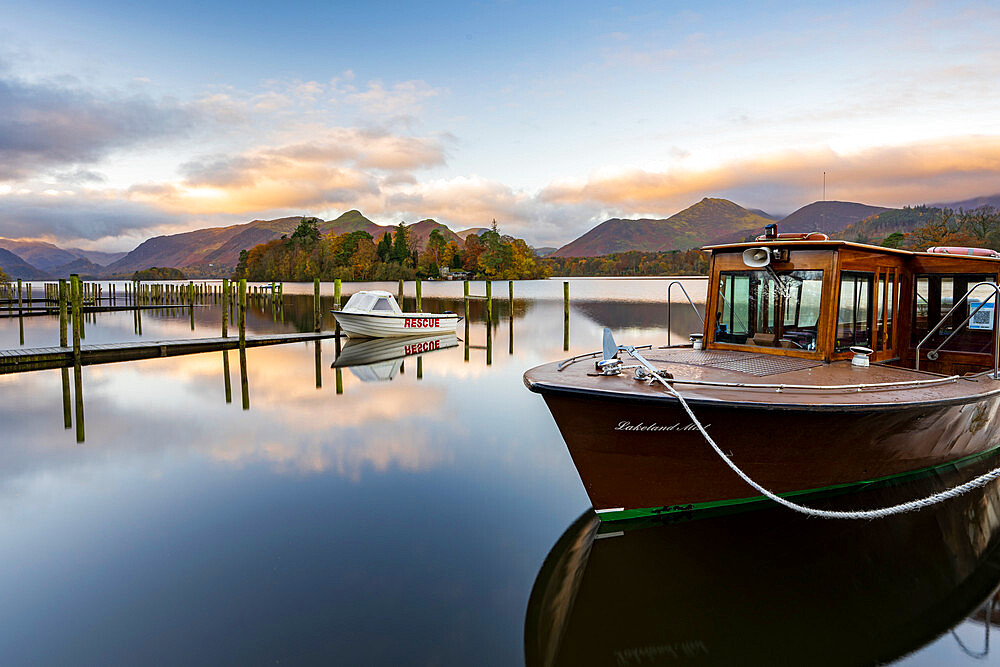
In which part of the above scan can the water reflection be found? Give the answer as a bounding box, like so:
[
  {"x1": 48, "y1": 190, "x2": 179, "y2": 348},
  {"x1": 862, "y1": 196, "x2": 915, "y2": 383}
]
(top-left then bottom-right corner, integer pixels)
[
  {"x1": 333, "y1": 334, "x2": 459, "y2": 382},
  {"x1": 525, "y1": 461, "x2": 1000, "y2": 667}
]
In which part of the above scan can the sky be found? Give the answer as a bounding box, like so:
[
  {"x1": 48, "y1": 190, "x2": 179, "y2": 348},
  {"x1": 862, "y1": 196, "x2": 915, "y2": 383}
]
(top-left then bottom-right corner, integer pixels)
[{"x1": 1, "y1": 0, "x2": 1000, "y2": 251}]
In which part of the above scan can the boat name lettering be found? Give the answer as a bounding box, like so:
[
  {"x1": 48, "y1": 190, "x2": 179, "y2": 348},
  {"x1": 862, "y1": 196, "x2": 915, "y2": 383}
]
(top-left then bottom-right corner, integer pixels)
[
  {"x1": 404, "y1": 340, "x2": 442, "y2": 355},
  {"x1": 404, "y1": 318, "x2": 440, "y2": 328},
  {"x1": 614, "y1": 421, "x2": 707, "y2": 432}
]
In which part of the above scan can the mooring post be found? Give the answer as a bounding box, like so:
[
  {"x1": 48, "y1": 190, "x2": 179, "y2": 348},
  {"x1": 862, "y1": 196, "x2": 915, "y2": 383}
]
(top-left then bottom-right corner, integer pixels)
[
  {"x1": 417, "y1": 356, "x2": 423, "y2": 380},
  {"x1": 189, "y1": 281, "x2": 195, "y2": 331},
  {"x1": 313, "y1": 278, "x2": 321, "y2": 332},
  {"x1": 416, "y1": 279, "x2": 422, "y2": 311},
  {"x1": 563, "y1": 281, "x2": 570, "y2": 351},
  {"x1": 70, "y1": 275, "x2": 81, "y2": 361},
  {"x1": 17, "y1": 279, "x2": 22, "y2": 313},
  {"x1": 333, "y1": 278, "x2": 342, "y2": 335},
  {"x1": 486, "y1": 280, "x2": 492, "y2": 324},
  {"x1": 398, "y1": 279, "x2": 404, "y2": 307},
  {"x1": 58, "y1": 279, "x2": 68, "y2": 347},
  {"x1": 335, "y1": 334, "x2": 343, "y2": 395},
  {"x1": 221, "y1": 278, "x2": 229, "y2": 337},
  {"x1": 238, "y1": 278, "x2": 247, "y2": 349}
]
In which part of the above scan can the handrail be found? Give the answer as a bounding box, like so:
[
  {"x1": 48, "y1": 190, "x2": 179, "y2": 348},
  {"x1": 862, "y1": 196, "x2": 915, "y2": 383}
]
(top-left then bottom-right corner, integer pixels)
[
  {"x1": 915, "y1": 281, "x2": 1000, "y2": 378},
  {"x1": 666, "y1": 280, "x2": 706, "y2": 346}
]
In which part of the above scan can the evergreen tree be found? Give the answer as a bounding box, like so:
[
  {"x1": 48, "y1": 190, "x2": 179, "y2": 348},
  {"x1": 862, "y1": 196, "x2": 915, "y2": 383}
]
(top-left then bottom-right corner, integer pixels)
[
  {"x1": 376, "y1": 232, "x2": 393, "y2": 262},
  {"x1": 391, "y1": 223, "x2": 410, "y2": 264}
]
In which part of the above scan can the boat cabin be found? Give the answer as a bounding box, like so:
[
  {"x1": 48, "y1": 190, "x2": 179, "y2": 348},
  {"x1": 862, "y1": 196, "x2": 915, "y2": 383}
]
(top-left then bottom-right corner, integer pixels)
[
  {"x1": 702, "y1": 235, "x2": 1000, "y2": 375},
  {"x1": 342, "y1": 290, "x2": 403, "y2": 315}
]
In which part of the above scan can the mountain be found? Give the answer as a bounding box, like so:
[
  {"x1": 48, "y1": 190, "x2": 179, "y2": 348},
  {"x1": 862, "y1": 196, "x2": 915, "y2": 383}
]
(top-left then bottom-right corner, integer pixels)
[
  {"x1": 458, "y1": 227, "x2": 489, "y2": 240},
  {"x1": 748, "y1": 208, "x2": 778, "y2": 220},
  {"x1": 0, "y1": 248, "x2": 50, "y2": 280},
  {"x1": 0, "y1": 239, "x2": 78, "y2": 271},
  {"x1": 933, "y1": 194, "x2": 1000, "y2": 211},
  {"x1": 777, "y1": 201, "x2": 890, "y2": 236},
  {"x1": 66, "y1": 248, "x2": 129, "y2": 266},
  {"x1": 105, "y1": 211, "x2": 466, "y2": 275},
  {"x1": 533, "y1": 246, "x2": 557, "y2": 257},
  {"x1": 836, "y1": 206, "x2": 942, "y2": 243},
  {"x1": 50, "y1": 257, "x2": 106, "y2": 278},
  {"x1": 551, "y1": 198, "x2": 774, "y2": 258}
]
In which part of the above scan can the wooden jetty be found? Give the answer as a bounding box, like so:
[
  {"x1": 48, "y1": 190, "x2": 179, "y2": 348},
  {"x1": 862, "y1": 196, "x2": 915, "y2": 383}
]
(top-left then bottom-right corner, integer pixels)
[{"x1": 0, "y1": 331, "x2": 340, "y2": 374}]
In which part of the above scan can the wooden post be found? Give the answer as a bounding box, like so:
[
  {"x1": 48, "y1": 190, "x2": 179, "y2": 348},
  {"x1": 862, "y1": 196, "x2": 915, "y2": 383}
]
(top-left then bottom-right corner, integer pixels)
[
  {"x1": 334, "y1": 278, "x2": 341, "y2": 309},
  {"x1": 563, "y1": 281, "x2": 570, "y2": 351},
  {"x1": 189, "y1": 281, "x2": 195, "y2": 331},
  {"x1": 70, "y1": 275, "x2": 81, "y2": 360},
  {"x1": 221, "y1": 278, "x2": 229, "y2": 338},
  {"x1": 58, "y1": 279, "x2": 68, "y2": 347},
  {"x1": 416, "y1": 279, "x2": 422, "y2": 311},
  {"x1": 464, "y1": 317, "x2": 470, "y2": 363},
  {"x1": 313, "y1": 278, "x2": 321, "y2": 332},
  {"x1": 486, "y1": 280, "x2": 493, "y2": 324},
  {"x1": 17, "y1": 279, "x2": 22, "y2": 313},
  {"x1": 238, "y1": 278, "x2": 247, "y2": 349}
]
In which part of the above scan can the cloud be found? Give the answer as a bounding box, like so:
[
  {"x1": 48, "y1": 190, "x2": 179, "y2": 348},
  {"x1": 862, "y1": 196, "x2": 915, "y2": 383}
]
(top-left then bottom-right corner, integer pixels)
[
  {"x1": 0, "y1": 74, "x2": 199, "y2": 181},
  {"x1": 538, "y1": 136, "x2": 1000, "y2": 216},
  {"x1": 332, "y1": 79, "x2": 442, "y2": 117},
  {"x1": 0, "y1": 190, "x2": 173, "y2": 243}
]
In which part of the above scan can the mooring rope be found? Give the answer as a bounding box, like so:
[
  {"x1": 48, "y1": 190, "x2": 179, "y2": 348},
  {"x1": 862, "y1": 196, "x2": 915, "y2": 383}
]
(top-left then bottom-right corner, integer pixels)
[{"x1": 652, "y1": 373, "x2": 1000, "y2": 519}]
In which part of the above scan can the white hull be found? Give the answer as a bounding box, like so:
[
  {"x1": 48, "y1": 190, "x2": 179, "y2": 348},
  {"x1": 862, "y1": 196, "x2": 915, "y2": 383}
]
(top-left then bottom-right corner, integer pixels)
[{"x1": 333, "y1": 311, "x2": 461, "y2": 338}]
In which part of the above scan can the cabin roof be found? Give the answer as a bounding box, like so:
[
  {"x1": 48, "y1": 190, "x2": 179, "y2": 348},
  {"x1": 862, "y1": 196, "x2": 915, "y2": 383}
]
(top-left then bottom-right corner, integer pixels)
[{"x1": 702, "y1": 239, "x2": 1000, "y2": 263}]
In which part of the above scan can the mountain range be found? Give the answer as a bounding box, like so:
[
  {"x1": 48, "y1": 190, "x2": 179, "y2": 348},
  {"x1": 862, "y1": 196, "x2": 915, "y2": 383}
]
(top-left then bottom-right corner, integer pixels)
[{"x1": 0, "y1": 194, "x2": 997, "y2": 278}]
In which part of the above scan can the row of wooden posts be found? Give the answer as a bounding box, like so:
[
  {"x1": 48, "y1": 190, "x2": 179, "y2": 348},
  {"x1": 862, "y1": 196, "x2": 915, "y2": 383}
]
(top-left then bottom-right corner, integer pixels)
[{"x1": 13, "y1": 274, "x2": 573, "y2": 352}]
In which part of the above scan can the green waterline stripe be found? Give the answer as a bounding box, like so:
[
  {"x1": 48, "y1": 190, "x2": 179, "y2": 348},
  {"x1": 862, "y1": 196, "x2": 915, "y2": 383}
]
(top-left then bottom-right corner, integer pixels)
[{"x1": 599, "y1": 443, "x2": 1000, "y2": 523}]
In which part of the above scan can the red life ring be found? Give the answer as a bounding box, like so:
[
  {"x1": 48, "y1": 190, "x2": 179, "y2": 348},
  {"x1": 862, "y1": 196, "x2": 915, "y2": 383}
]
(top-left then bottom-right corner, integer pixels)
[{"x1": 926, "y1": 246, "x2": 1000, "y2": 258}]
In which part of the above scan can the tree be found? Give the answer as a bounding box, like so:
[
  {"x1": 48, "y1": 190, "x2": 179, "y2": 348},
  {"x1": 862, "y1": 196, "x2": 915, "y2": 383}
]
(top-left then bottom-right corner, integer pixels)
[
  {"x1": 233, "y1": 249, "x2": 250, "y2": 279},
  {"x1": 376, "y1": 232, "x2": 393, "y2": 263},
  {"x1": 391, "y1": 223, "x2": 410, "y2": 264},
  {"x1": 290, "y1": 216, "x2": 321, "y2": 247},
  {"x1": 0, "y1": 266, "x2": 8, "y2": 284}
]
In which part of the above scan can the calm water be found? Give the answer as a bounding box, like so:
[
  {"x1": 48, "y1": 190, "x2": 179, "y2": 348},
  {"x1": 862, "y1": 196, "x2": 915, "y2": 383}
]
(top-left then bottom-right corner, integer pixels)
[{"x1": 0, "y1": 277, "x2": 998, "y2": 665}]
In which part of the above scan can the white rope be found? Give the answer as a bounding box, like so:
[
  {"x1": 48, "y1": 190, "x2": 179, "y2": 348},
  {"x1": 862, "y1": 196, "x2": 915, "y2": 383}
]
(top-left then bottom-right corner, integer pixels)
[{"x1": 654, "y1": 374, "x2": 1000, "y2": 520}]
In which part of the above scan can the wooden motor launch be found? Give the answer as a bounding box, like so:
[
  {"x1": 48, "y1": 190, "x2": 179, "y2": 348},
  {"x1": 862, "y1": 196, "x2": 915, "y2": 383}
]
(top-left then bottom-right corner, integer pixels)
[{"x1": 524, "y1": 228, "x2": 1000, "y2": 521}]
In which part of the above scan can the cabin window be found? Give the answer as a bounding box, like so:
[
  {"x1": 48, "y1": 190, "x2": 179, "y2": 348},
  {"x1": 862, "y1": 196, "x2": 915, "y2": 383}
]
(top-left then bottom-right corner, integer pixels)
[
  {"x1": 912, "y1": 273, "x2": 996, "y2": 353},
  {"x1": 835, "y1": 272, "x2": 874, "y2": 352},
  {"x1": 714, "y1": 270, "x2": 823, "y2": 350},
  {"x1": 372, "y1": 298, "x2": 394, "y2": 312}
]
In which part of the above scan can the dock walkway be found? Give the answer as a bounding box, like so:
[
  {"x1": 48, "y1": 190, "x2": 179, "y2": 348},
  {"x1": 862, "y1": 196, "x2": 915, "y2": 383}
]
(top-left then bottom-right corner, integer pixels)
[{"x1": 0, "y1": 332, "x2": 340, "y2": 373}]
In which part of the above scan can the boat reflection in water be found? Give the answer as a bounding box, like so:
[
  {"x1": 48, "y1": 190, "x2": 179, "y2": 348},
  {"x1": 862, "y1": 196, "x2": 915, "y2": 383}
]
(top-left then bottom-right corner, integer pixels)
[
  {"x1": 332, "y1": 333, "x2": 458, "y2": 382},
  {"x1": 525, "y1": 458, "x2": 1000, "y2": 666}
]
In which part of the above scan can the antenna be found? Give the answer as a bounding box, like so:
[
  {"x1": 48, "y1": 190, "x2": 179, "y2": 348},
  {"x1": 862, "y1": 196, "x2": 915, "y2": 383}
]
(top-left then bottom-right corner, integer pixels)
[{"x1": 823, "y1": 171, "x2": 826, "y2": 201}]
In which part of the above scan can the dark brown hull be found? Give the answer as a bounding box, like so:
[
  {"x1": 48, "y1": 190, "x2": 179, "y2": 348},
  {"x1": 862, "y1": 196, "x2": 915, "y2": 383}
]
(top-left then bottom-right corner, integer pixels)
[{"x1": 538, "y1": 388, "x2": 1000, "y2": 514}]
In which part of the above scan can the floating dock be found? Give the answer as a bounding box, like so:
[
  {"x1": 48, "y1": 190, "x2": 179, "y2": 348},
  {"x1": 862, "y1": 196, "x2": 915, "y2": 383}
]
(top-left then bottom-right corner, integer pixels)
[{"x1": 0, "y1": 332, "x2": 340, "y2": 373}]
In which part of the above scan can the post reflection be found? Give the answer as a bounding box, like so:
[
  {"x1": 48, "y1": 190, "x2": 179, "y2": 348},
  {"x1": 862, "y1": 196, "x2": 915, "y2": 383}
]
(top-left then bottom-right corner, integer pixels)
[
  {"x1": 61, "y1": 367, "x2": 71, "y2": 429},
  {"x1": 73, "y1": 362, "x2": 84, "y2": 443},
  {"x1": 223, "y1": 349, "x2": 232, "y2": 404},
  {"x1": 239, "y1": 347, "x2": 249, "y2": 410}
]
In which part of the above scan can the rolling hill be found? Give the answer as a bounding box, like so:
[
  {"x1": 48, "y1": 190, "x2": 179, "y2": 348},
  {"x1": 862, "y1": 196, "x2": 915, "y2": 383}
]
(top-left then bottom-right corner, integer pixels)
[
  {"x1": 0, "y1": 248, "x2": 50, "y2": 280},
  {"x1": 776, "y1": 201, "x2": 890, "y2": 236},
  {"x1": 551, "y1": 198, "x2": 775, "y2": 258}
]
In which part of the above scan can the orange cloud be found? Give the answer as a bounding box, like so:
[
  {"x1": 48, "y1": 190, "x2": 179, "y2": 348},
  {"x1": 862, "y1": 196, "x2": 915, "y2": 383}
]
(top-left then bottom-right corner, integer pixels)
[{"x1": 540, "y1": 136, "x2": 1000, "y2": 212}]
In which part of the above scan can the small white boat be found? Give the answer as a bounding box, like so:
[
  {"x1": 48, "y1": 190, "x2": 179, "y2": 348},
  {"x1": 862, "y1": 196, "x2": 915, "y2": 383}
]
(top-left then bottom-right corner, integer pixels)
[{"x1": 332, "y1": 290, "x2": 461, "y2": 338}]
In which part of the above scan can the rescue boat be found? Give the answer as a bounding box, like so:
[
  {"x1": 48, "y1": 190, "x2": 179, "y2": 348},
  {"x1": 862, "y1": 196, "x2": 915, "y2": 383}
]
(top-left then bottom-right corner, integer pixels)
[{"x1": 332, "y1": 290, "x2": 461, "y2": 338}]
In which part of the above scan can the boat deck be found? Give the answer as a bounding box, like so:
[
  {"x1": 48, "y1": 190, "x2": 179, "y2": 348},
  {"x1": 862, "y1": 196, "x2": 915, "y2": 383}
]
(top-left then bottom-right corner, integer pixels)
[{"x1": 524, "y1": 346, "x2": 1000, "y2": 410}]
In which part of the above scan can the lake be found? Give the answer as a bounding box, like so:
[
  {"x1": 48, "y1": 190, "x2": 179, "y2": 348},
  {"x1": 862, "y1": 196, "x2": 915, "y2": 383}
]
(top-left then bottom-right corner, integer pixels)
[{"x1": 0, "y1": 277, "x2": 998, "y2": 665}]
